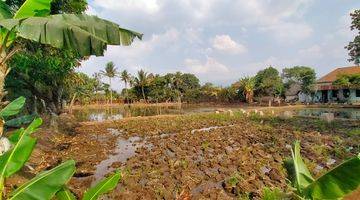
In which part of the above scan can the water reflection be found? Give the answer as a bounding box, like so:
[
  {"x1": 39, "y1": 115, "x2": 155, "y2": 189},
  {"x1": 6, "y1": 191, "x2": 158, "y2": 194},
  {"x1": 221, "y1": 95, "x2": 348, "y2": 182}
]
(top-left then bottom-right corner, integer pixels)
[
  {"x1": 73, "y1": 104, "x2": 214, "y2": 122},
  {"x1": 295, "y1": 108, "x2": 360, "y2": 120}
]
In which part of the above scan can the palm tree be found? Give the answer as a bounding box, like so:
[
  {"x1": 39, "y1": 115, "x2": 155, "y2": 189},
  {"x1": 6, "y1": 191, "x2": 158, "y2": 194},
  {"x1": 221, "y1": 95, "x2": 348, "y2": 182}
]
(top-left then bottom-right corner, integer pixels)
[
  {"x1": 171, "y1": 72, "x2": 183, "y2": 103},
  {"x1": 120, "y1": 70, "x2": 131, "y2": 103},
  {"x1": 134, "y1": 69, "x2": 149, "y2": 102},
  {"x1": 237, "y1": 77, "x2": 255, "y2": 103},
  {"x1": 100, "y1": 62, "x2": 118, "y2": 105}
]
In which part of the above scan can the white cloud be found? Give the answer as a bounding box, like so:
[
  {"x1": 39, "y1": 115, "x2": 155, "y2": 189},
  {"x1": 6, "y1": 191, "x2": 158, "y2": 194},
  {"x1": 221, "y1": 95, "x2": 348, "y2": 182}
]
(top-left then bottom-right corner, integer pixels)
[
  {"x1": 299, "y1": 44, "x2": 323, "y2": 58},
  {"x1": 185, "y1": 57, "x2": 229, "y2": 74},
  {"x1": 259, "y1": 22, "x2": 313, "y2": 42},
  {"x1": 212, "y1": 35, "x2": 247, "y2": 54},
  {"x1": 93, "y1": 0, "x2": 161, "y2": 14}
]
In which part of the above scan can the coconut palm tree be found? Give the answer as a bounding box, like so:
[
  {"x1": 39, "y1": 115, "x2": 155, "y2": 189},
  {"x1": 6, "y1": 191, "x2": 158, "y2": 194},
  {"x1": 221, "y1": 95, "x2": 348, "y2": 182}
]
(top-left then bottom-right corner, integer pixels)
[
  {"x1": 100, "y1": 62, "x2": 118, "y2": 105},
  {"x1": 134, "y1": 69, "x2": 149, "y2": 102},
  {"x1": 237, "y1": 77, "x2": 255, "y2": 103},
  {"x1": 120, "y1": 70, "x2": 131, "y2": 103}
]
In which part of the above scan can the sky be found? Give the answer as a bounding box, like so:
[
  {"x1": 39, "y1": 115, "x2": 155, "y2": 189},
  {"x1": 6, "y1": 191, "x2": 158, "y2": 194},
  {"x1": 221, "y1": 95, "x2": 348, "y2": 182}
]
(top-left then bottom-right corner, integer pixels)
[{"x1": 79, "y1": 0, "x2": 360, "y2": 91}]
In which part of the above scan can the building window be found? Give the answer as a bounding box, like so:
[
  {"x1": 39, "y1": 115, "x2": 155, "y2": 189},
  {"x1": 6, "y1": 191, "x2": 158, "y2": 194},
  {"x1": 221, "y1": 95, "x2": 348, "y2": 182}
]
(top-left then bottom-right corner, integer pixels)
[
  {"x1": 356, "y1": 90, "x2": 360, "y2": 97},
  {"x1": 343, "y1": 89, "x2": 350, "y2": 98}
]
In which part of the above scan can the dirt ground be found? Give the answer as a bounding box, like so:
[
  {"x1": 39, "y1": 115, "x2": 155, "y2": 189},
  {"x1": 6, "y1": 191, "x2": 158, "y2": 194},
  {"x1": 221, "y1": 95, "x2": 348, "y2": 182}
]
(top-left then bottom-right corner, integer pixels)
[{"x1": 4, "y1": 111, "x2": 360, "y2": 199}]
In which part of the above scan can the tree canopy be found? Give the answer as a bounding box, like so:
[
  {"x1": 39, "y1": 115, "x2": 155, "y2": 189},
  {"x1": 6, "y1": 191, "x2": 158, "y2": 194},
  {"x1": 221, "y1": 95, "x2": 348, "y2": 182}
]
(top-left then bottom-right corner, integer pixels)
[
  {"x1": 254, "y1": 66, "x2": 283, "y2": 97},
  {"x1": 346, "y1": 9, "x2": 360, "y2": 65},
  {"x1": 282, "y1": 66, "x2": 316, "y2": 94}
]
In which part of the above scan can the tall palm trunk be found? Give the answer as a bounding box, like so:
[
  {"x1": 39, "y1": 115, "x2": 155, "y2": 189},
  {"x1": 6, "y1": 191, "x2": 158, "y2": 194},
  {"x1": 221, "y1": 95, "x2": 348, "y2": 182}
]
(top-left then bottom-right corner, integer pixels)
[
  {"x1": 109, "y1": 77, "x2": 113, "y2": 105},
  {"x1": 141, "y1": 86, "x2": 146, "y2": 103},
  {"x1": 124, "y1": 81, "x2": 128, "y2": 104}
]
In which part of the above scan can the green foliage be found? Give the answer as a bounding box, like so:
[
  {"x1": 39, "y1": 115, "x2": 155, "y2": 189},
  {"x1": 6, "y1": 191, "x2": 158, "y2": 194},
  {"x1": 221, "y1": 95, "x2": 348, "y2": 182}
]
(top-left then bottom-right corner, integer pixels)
[
  {"x1": 0, "y1": 97, "x2": 121, "y2": 199},
  {"x1": 9, "y1": 160, "x2": 75, "y2": 200},
  {"x1": 346, "y1": 9, "x2": 360, "y2": 64},
  {"x1": 13, "y1": 0, "x2": 52, "y2": 19},
  {"x1": 282, "y1": 66, "x2": 316, "y2": 95},
  {"x1": 7, "y1": 48, "x2": 81, "y2": 113},
  {"x1": 56, "y1": 187, "x2": 76, "y2": 200},
  {"x1": 261, "y1": 187, "x2": 285, "y2": 200},
  {"x1": 0, "y1": 118, "x2": 41, "y2": 179},
  {"x1": 5, "y1": 113, "x2": 38, "y2": 127},
  {"x1": 285, "y1": 140, "x2": 360, "y2": 199},
  {"x1": 255, "y1": 66, "x2": 283, "y2": 97},
  {"x1": 0, "y1": 96, "x2": 25, "y2": 118},
  {"x1": 0, "y1": 13, "x2": 142, "y2": 57},
  {"x1": 348, "y1": 128, "x2": 360, "y2": 136},
  {"x1": 333, "y1": 73, "x2": 360, "y2": 88},
  {"x1": 82, "y1": 171, "x2": 121, "y2": 200}
]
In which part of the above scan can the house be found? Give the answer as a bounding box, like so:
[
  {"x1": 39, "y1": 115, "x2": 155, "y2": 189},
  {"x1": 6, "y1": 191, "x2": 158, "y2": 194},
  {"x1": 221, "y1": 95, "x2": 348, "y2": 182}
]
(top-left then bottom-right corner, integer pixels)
[
  {"x1": 314, "y1": 66, "x2": 360, "y2": 103},
  {"x1": 285, "y1": 83, "x2": 313, "y2": 103}
]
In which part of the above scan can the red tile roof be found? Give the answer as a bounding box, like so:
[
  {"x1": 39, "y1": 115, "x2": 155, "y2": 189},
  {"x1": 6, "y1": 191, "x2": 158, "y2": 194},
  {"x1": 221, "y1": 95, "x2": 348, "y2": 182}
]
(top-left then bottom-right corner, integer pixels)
[{"x1": 317, "y1": 66, "x2": 360, "y2": 83}]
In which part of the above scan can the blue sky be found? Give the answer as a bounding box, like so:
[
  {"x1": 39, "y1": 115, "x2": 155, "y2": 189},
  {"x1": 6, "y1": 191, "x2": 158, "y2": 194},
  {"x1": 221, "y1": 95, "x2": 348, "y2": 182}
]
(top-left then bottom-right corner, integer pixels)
[{"x1": 79, "y1": 0, "x2": 360, "y2": 91}]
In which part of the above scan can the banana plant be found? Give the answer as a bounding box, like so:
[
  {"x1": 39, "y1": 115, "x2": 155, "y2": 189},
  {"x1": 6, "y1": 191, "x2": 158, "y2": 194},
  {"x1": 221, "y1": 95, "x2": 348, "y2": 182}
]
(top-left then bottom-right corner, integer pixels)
[
  {"x1": 56, "y1": 171, "x2": 121, "y2": 200},
  {"x1": 0, "y1": 97, "x2": 122, "y2": 199},
  {"x1": 285, "y1": 141, "x2": 360, "y2": 199},
  {"x1": 0, "y1": 0, "x2": 142, "y2": 134}
]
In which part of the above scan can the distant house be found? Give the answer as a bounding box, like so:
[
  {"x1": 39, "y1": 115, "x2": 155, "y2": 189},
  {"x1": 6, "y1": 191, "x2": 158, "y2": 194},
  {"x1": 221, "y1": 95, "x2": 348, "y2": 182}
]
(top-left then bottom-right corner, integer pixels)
[
  {"x1": 314, "y1": 66, "x2": 360, "y2": 103},
  {"x1": 285, "y1": 83, "x2": 313, "y2": 103}
]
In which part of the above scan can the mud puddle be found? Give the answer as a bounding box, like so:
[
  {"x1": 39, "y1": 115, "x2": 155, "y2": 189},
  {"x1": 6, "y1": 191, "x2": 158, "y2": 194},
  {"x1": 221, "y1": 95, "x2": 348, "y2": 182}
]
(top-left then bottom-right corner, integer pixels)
[{"x1": 93, "y1": 128, "x2": 150, "y2": 182}]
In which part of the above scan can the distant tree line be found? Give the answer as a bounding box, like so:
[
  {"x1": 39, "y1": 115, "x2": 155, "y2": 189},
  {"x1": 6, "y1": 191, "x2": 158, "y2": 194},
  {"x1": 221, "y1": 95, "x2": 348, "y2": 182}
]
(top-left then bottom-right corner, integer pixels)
[{"x1": 61, "y1": 63, "x2": 317, "y2": 106}]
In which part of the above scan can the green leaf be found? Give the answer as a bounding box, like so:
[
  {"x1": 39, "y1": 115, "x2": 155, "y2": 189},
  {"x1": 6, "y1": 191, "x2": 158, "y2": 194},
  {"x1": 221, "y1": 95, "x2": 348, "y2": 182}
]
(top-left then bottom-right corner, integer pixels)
[
  {"x1": 10, "y1": 160, "x2": 76, "y2": 200},
  {"x1": 290, "y1": 141, "x2": 314, "y2": 194},
  {"x1": 8, "y1": 118, "x2": 42, "y2": 142},
  {"x1": 0, "y1": 1, "x2": 12, "y2": 20},
  {"x1": 303, "y1": 154, "x2": 360, "y2": 199},
  {"x1": 56, "y1": 187, "x2": 76, "y2": 200},
  {"x1": 82, "y1": 171, "x2": 121, "y2": 200},
  {"x1": 0, "y1": 118, "x2": 42, "y2": 179},
  {"x1": 0, "y1": 14, "x2": 143, "y2": 56},
  {"x1": 0, "y1": 96, "x2": 26, "y2": 118},
  {"x1": 13, "y1": 0, "x2": 52, "y2": 19},
  {"x1": 5, "y1": 113, "x2": 38, "y2": 128},
  {"x1": 0, "y1": 134, "x2": 35, "y2": 177}
]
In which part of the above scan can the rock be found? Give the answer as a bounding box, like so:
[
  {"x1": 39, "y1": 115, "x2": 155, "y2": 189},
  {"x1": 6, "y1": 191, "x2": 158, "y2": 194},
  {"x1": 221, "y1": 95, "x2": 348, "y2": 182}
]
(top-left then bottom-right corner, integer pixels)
[
  {"x1": 280, "y1": 111, "x2": 293, "y2": 119},
  {"x1": 228, "y1": 110, "x2": 234, "y2": 117},
  {"x1": 320, "y1": 113, "x2": 334, "y2": 123},
  {"x1": 0, "y1": 137, "x2": 11, "y2": 155}
]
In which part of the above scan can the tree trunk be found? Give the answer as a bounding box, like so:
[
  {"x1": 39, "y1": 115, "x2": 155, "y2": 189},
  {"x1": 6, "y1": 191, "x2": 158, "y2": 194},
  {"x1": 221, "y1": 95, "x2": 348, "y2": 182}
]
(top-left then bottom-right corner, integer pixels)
[
  {"x1": 124, "y1": 81, "x2": 128, "y2": 104},
  {"x1": 141, "y1": 86, "x2": 146, "y2": 103},
  {"x1": 69, "y1": 92, "x2": 77, "y2": 114},
  {"x1": 109, "y1": 77, "x2": 113, "y2": 105}
]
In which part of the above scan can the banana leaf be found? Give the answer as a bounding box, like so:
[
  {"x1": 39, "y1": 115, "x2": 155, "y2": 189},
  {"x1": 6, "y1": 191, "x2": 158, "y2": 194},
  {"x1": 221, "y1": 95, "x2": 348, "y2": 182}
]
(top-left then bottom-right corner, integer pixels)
[
  {"x1": 8, "y1": 118, "x2": 42, "y2": 142},
  {"x1": 303, "y1": 154, "x2": 360, "y2": 199},
  {"x1": 0, "y1": 118, "x2": 42, "y2": 179},
  {"x1": 290, "y1": 141, "x2": 314, "y2": 193},
  {"x1": 0, "y1": 96, "x2": 26, "y2": 118},
  {"x1": 9, "y1": 160, "x2": 76, "y2": 200},
  {"x1": 56, "y1": 187, "x2": 76, "y2": 200},
  {"x1": 82, "y1": 171, "x2": 121, "y2": 200},
  {"x1": 0, "y1": 14, "x2": 143, "y2": 56},
  {"x1": 0, "y1": 1, "x2": 12, "y2": 20},
  {"x1": 5, "y1": 114, "x2": 38, "y2": 128},
  {"x1": 14, "y1": 0, "x2": 51, "y2": 19}
]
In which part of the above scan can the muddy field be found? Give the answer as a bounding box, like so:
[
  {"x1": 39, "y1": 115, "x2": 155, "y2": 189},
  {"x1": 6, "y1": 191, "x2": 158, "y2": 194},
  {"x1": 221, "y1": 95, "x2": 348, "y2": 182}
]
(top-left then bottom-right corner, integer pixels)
[{"x1": 5, "y1": 111, "x2": 360, "y2": 199}]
